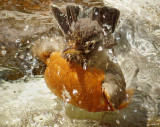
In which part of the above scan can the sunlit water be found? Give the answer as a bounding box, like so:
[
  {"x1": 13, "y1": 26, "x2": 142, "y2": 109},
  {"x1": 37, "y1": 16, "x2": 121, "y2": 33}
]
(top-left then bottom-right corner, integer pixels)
[{"x1": 0, "y1": 0, "x2": 160, "y2": 127}]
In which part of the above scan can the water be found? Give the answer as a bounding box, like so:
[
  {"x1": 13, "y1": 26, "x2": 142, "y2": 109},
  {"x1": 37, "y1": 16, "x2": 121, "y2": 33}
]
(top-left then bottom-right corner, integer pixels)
[{"x1": 0, "y1": 0, "x2": 160, "y2": 126}]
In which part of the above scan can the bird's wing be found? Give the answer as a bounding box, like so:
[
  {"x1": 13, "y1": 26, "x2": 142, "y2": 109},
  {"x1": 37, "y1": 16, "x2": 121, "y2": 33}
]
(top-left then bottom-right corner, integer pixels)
[
  {"x1": 91, "y1": 6, "x2": 120, "y2": 34},
  {"x1": 102, "y1": 60, "x2": 126, "y2": 109},
  {"x1": 102, "y1": 73, "x2": 126, "y2": 109},
  {"x1": 50, "y1": 4, "x2": 70, "y2": 35},
  {"x1": 66, "y1": 5, "x2": 80, "y2": 26}
]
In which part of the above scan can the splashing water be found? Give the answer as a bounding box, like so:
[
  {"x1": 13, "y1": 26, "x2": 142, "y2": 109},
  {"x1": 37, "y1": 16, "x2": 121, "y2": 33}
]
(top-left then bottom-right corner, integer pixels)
[{"x1": 0, "y1": 0, "x2": 160, "y2": 126}]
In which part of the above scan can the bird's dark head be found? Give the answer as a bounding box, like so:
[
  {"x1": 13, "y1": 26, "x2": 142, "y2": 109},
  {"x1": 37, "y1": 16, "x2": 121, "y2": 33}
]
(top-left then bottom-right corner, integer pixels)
[{"x1": 62, "y1": 18, "x2": 103, "y2": 66}]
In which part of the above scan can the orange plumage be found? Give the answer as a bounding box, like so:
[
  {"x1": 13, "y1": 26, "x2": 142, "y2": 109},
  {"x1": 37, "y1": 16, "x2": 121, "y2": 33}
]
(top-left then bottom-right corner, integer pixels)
[
  {"x1": 45, "y1": 52, "x2": 113, "y2": 111},
  {"x1": 44, "y1": 52, "x2": 133, "y2": 112}
]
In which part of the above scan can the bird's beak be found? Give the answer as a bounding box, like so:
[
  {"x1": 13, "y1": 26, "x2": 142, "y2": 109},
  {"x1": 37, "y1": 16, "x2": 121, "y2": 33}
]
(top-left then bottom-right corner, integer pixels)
[
  {"x1": 63, "y1": 43, "x2": 81, "y2": 54},
  {"x1": 63, "y1": 48, "x2": 81, "y2": 54}
]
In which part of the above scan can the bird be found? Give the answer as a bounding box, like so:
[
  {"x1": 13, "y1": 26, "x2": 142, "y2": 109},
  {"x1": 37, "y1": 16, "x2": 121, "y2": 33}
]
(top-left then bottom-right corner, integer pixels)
[{"x1": 32, "y1": 4, "x2": 133, "y2": 112}]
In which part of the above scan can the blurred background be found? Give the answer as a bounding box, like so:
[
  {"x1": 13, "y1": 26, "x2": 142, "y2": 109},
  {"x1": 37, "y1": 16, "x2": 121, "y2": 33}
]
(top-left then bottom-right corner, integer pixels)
[{"x1": 0, "y1": 0, "x2": 160, "y2": 126}]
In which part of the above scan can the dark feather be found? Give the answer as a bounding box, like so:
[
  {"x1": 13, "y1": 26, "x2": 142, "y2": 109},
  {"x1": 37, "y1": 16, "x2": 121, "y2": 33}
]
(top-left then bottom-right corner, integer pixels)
[
  {"x1": 50, "y1": 5, "x2": 70, "y2": 35},
  {"x1": 66, "y1": 5, "x2": 80, "y2": 26},
  {"x1": 92, "y1": 6, "x2": 120, "y2": 33}
]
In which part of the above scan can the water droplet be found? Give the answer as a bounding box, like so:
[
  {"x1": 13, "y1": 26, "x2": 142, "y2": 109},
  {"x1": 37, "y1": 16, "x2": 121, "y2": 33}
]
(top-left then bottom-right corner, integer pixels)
[
  {"x1": 57, "y1": 70, "x2": 60, "y2": 75},
  {"x1": 24, "y1": 25, "x2": 29, "y2": 31},
  {"x1": 108, "y1": 49, "x2": 113, "y2": 54},
  {"x1": 60, "y1": 14, "x2": 63, "y2": 16},
  {"x1": 83, "y1": 62, "x2": 87, "y2": 70},
  {"x1": 126, "y1": 93, "x2": 129, "y2": 98},
  {"x1": 102, "y1": 28, "x2": 108, "y2": 36},
  {"x1": 95, "y1": 12, "x2": 98, "y2": 15},
  {"x1": 28, "y1": 55, "x2": 32, "y2": 60},
  {"x1": 5, "y1": 34, "x2": 9, "y2": 39},
  {"x1": 54, "y1": 124, "x2": 59, "y2": 127},
  {"x1": 12, "y1": 118, "x2": 21, "y2": 124},
  {"x1": 1, "y1": 50, "x2": 7, "y2": 56},
  {"x1": 14, "y1": 53, "x2": 18, "y2": 58},
  {"x1": 24, "y1": 65, "x2": 27, "y2": 69},
  {"x1": 120, "y1": 28, "x2": 123, "y2": 32},
  {"x1": 134, "y1": 109, "x2": 137, "y2": 112},
  {"x1": 116, "y1": 110, "x2": 120, "y2": 113},
  {"x1": 5, "y1": 12, "x2": 8, "y2": 18},
  {"x1": 98, "y1": 46, "x2": 103, "y2": 51},
  {"x1": 123, "y1": 45, "x2": 127, "y2": 48},
  {"x1": 113, "y1": 56, "x2": 118, "y2": 63},
  {"x1": 108, "y1": 105, "x2": 111, "y2": 110},
  {"x1": 62, "y1": 86, "x2": 71, "y2": 102},
  {"x1": 16, "y1": 38, "x2": 21, "y2": 43},
  {"x1": 73, "y1": 89, "x2": 78, "y2": 95},
  {"x1": 116, "y1": 36, "x2": 120, "y2": 41},
  {"x1": 145, "y1": 105, "x2": 149, "y2": 108},
  {"x1": 137, "y1": 86, "x2": 142, "y2": 91},
  {"x1": 116, "y1": 119, "x2": 120, "y2": 124},
  {"x1": 123, "y1": 114, "x2": 126, "y2": 119},
  {"x1": 19, "y1": 55, "x2": 24, "y2": 59}
]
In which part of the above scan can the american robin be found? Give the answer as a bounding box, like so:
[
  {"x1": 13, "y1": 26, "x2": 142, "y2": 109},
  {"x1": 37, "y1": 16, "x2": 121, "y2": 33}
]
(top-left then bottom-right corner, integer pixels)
[{"x1": 32, "y1": 4, "x2": 133, "y2": 112}]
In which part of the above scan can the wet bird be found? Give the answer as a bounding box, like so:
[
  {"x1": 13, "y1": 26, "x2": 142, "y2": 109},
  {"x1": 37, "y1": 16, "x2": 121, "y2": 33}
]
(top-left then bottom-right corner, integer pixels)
[{"x1": 32, "y1": 4, "x2": 133, "y2": 111}]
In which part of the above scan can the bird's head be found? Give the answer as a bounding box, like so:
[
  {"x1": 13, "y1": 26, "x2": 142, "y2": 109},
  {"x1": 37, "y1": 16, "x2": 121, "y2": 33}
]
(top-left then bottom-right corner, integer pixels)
[
  {"x1": 50, "y1": 5, "x2": 119, "y2": 67},
  {"x1": 62, "y1": 18, "x2": 103, "y2": 66}
]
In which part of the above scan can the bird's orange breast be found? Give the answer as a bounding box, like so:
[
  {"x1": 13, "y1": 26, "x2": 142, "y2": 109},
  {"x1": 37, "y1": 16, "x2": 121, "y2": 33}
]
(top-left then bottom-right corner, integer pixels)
[{"x1": 44, "y1": 52, "x2": 114, "y2": 112}]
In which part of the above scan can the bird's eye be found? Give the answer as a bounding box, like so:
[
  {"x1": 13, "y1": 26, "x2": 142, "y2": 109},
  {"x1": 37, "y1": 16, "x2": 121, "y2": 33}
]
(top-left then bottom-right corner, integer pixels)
[{"x1": 88, "y1": 43, "x2": 94, "y2": 50}]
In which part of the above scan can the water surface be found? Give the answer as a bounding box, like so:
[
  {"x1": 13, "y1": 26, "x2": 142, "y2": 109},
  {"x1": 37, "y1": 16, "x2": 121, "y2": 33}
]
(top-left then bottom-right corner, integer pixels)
[{"x1": 0, "y1": 0, "x2": 160, "y2": 126}]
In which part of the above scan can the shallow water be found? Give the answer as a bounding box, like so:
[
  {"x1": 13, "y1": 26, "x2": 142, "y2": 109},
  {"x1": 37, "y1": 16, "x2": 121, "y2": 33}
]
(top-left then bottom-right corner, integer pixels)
[{"x1": 0, "y1": 0, "x2": 160, "y2": 127}]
